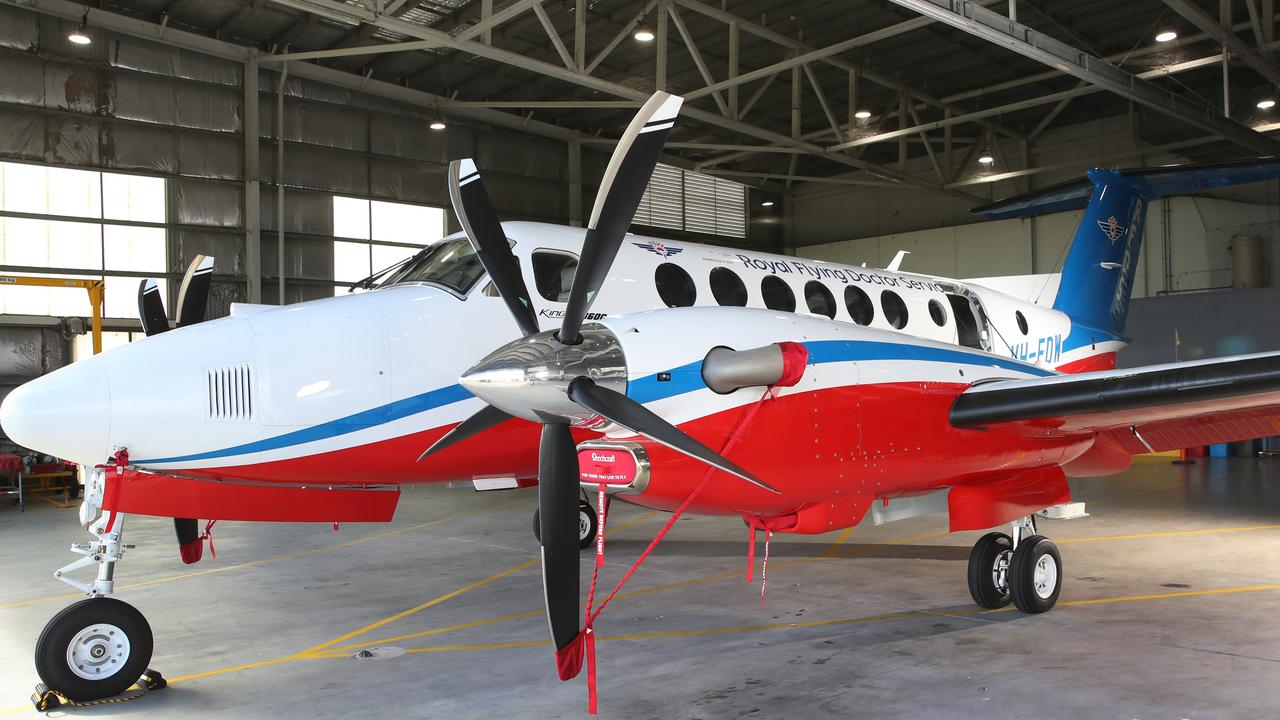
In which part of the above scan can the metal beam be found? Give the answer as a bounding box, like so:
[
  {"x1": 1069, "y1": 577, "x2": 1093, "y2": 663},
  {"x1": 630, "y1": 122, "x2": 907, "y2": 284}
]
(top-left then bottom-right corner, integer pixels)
[
  {"x1": 531, "y1": 2, "x2": 575, "y2": 70},
  {"x1": 1163, "y1": 0, "x2": 1280, "y2": 85},
  {"x1": 244, "y1": 54, "x2": 262, "y2": 304},
  {"x1": 260, "y1": 38, "x2": 441, "y2": 62},
  {"x1": 668, "y1": 5, "x2": 729, "y2": 116},
  {"x1": 887, "y1": 0, "x2": 1280, "y2": 155}
]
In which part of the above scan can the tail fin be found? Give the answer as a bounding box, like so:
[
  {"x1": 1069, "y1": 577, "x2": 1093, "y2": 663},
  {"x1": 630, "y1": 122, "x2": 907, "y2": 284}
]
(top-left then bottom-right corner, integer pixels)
[{"x1": 972, "y1": 158, "x2": 1280, "y2": 370}]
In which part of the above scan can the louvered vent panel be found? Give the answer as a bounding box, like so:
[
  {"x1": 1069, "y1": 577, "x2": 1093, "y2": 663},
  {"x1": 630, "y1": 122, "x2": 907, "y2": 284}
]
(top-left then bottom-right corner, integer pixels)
[
  {"x1": 633, "y1": 164, "x2": 747, "y2": 239},
  {"x1": 207, "y1": 363, "x2": 255, "y2": 422}
]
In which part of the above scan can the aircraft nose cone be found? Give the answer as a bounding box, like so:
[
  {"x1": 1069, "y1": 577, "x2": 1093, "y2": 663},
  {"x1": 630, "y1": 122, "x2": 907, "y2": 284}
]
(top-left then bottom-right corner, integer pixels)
[{"x1": 0, "y1": 359, "x2": 110, "y2": 465}]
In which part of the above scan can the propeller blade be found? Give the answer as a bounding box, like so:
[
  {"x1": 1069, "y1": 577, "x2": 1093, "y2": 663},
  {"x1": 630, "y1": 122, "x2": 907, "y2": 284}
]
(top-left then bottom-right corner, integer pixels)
[
  {"x1": 175, "y1": 255, "x2": 214, "y2": 328},
  {"x1": 136, "y1": 279, "x2": 170, "y2": 337},
  {"x1": 448, "y1": 159, "x2": 540, "y2": 338},
  {"x1": 417, "y1": 404, "x2": 514, "y2": 461},
  {"x1": 174, "y1": 517, "x2": 203, "y2": 564},
  {"x1": 567, "y1": 377, "x2": 778, "y2": 494},
  {"x1": 559, "y1": 92, "x2": 683, "y2": 344},
  {"x1": 538, "y1": 422, "x2": 584, "y2": 679}
]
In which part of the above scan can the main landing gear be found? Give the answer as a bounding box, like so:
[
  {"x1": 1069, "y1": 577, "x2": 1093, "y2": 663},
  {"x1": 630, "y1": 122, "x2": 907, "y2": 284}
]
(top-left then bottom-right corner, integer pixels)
[
  {"x1": 967, "y1": 514, "x2": 1062, "y2": 614},
  {"x1": 34, "y1": 466, "x2": 154, "y2": 702},
  {"x1": 532, "y1": 490, "x2": 602, "y2": 550}
]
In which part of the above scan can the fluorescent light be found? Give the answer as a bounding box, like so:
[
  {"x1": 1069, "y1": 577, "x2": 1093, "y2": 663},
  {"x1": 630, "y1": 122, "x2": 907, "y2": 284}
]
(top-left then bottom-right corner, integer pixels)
[
  {"x1": 634, "y1": 27, "x2": 655, "y2": 42},
  {"x1": 977, "y1": 153, "x2": 995, "y2": 165},
  {"x1": 429, "y1": 119, "x2": 447, "y2": 130},
  {"x1": 760, "y1": 200, "x2": 775, "y2": 207},
  {"x1": 1259, "y1": 99, "x2": 1276, "y2": 109},
  {"x1": 1155, "y1": 30, "x2": 1177, "y2": 42},
  {"x1": 854, "y1": 110, "x2": 872, "y2": 119}
]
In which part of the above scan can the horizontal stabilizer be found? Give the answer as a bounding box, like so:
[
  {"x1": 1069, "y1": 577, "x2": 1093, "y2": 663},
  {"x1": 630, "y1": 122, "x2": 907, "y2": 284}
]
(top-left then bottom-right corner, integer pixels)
[{"x1": 972, "y1": 157, "x2": 1280, "y2": 220}]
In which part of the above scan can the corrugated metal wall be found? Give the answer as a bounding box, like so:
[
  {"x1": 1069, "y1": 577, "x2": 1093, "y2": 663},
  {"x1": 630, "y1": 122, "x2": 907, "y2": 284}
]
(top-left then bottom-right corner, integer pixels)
[{"x1": 0, "y1": 3, "x2": 579, "y2": 309}]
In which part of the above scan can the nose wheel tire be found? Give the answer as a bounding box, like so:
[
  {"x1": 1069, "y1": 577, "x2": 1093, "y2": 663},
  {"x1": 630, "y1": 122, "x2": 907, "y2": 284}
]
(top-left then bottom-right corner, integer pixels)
[
  {"x1": 967, "y1": 531, "x2": 1012, "y2": 609},
  {"x1": 532, "y1": 499, "x2": 599, "y2": 550},
  {"x1": 35, "y1": 598, "x2": 153, "y2": 702},
  {"x1": 1008, "y1": 535, "x2": 1062, "y2": 614}
]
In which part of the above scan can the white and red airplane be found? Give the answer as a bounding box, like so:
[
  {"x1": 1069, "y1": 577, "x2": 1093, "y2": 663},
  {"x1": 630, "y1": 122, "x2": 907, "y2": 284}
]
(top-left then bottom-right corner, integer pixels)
[{"x1": 7, "y1": 91, "x2": 1280, "y2": 703}]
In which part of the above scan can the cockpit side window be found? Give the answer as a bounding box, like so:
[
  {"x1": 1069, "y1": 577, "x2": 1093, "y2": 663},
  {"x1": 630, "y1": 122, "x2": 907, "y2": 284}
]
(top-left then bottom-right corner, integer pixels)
[
  {"x1": 380, "y1": 236, "x2": 486, "y2": 296},
  {"x1": 532, "y1": 250, "x2": 579, "y2": 302}
]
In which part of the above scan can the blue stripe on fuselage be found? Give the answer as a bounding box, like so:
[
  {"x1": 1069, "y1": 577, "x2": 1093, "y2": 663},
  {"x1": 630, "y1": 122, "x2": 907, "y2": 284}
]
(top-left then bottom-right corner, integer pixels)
[{"x1": 138, "y1": 339, "x2": 1052, "y2": 465}]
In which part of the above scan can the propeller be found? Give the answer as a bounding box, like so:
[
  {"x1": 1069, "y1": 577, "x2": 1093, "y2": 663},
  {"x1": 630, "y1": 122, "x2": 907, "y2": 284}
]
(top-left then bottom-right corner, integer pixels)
[
  {"x1": 136, "y1": 255, "x2": 215, "y2": 564},
  {"x1": 421, "y1": 92, "x2": 776, "y2": 681}
]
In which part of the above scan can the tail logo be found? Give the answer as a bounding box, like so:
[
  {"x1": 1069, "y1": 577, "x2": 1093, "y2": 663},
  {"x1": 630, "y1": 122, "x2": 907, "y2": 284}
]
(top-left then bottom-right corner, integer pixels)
[{"x1": 1097, "y1": 215, "x2": 1126, "y2": 243}]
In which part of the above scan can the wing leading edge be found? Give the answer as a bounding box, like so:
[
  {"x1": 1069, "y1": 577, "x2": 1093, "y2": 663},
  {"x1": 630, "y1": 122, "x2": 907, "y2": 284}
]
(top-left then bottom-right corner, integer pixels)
[{"x1": 950, "y1": 351, "x2": 1280, "y2": 435}]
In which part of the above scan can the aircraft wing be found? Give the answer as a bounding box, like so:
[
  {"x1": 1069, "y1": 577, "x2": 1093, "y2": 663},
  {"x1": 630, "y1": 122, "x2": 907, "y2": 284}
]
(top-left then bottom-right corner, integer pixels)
[{"x1": 949, "y1": 351, "x2": 1280, "y2": 452}]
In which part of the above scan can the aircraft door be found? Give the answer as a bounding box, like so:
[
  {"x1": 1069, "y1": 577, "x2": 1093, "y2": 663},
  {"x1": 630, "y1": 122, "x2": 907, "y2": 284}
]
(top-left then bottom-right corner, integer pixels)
[{"x1": 942, "y1": 288, "x2": 992, "y2": 352}]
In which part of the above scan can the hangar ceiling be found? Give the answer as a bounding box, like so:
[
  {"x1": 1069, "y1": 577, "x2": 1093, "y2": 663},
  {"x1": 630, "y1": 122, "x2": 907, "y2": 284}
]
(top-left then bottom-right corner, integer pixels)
[{"x1": 16, "y1": 0, "x2": 1280, "y2": 200}]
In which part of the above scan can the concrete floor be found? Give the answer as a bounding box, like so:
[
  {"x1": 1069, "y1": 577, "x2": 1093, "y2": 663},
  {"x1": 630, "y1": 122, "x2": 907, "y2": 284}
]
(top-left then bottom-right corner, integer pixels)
[{"x1": 2, "y1": 457, "x2": 1279, "y2": 719}]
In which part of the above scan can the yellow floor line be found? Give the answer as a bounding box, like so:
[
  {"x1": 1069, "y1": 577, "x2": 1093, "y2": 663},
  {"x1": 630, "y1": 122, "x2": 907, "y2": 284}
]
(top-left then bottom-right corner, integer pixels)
[{"x1": 296, "y1": 558, "x2": 539, "y2": 658}]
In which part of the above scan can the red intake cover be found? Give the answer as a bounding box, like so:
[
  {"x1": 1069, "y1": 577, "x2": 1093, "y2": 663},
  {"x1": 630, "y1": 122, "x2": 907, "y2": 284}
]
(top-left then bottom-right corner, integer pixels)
[{"x1": 578, "y1": 447, "x2": 638, "y2": 485}]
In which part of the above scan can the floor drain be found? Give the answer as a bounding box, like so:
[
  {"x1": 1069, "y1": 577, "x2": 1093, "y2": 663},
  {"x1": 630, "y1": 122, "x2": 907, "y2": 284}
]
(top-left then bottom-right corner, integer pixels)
[{"x1": 350, "y1": 646, "x2": 406, "y2": 661}]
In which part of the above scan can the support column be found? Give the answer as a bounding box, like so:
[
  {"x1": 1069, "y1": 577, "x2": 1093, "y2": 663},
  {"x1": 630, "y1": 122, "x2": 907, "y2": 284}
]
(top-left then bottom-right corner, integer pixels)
[
  {"x1": 277, "y1": 62, "x2": 288, "y2": 306},
  {"x1": 656, "y1": 0, "x2": 668, "y2": 91},
  {"x1": 243, "y1": 54, "x2": 262, "y2": 304},
  {"x1": 574, "y1": 0, "x2": 585, "y2": 70},
  {"x1": 568, "y1": 139, "x2": 582, "y2": 227},
  {"x1": 728, "y1": 21, "x2": 739, "y2": 118}
]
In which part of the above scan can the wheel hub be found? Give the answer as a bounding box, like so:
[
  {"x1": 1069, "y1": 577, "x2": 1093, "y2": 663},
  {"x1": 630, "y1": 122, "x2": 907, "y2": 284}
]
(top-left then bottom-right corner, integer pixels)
[
  {"x1": 1033, "y1": 553, "x2": 1058, "y2": 598},
  {"x1": 992, "y1": 549, "x2": 1012, "y2": 593},
  {"x1": 66, "y1": 623, "x2": 130, "y2": 681},
  {"x1": 579, "y1": 510, "x2": 591, "y2": 540}
]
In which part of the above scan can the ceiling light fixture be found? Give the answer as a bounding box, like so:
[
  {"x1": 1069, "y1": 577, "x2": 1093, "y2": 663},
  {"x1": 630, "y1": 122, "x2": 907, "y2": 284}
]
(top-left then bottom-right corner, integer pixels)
[
  {"x1": 634, "y1": 26, "x2": 655, "y2": 42},
  {"x1": 1155, "y1": 29, "x2": 1178, "y2": 43},
  {"x1": 429, "y1": 119, "x2": 447, "y2": 130},
  {"x1": 854, "y1": 110, "x2": 872, "y2": 119},
  {"x1": 1259, "y1": 98, "x2": 1276, "y2": 109},
  {"x1": 760, "y1": 200, "x2": 775, "y2": 207},
  {"x1": 68, "y1": 10, "x2": 91, "y2": 45},
  {"x1": 978, "y1": 150, "x2": 995, "y2": 165}
]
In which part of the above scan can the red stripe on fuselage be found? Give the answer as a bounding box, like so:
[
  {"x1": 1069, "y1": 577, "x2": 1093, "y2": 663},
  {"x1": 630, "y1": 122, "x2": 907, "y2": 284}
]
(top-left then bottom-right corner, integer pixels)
[{"x1": 182, "y1": 381, "x2": 1092, "y2": 525}]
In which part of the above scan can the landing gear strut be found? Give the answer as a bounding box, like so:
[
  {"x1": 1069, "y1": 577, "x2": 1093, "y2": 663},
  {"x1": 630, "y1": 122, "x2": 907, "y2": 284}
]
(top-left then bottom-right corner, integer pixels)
[
  {"x1": 34, "y1": 466, "x2": 154, "y2": 701},
  {"x1": 967, "y1": 514, "x2": 1062, "y2": 614},
  {"x1": 533, "y1": 491, "x2": 601, "y2": 549}
]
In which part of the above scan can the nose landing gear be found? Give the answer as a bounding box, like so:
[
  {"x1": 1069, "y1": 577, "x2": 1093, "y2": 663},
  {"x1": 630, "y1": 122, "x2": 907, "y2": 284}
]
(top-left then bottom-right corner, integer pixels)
[
  {"x1": 967, "y1": 514, "x2": 1062, "y2": 614},
  {"x1": 34, "y1": 465, "x2": 154, "y2": 702}
]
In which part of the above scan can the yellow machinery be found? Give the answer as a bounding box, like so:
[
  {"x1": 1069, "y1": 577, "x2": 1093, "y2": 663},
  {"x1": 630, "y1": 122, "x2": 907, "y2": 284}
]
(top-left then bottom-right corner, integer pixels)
[
  {"x1": 0, "y1": 275, "x2": 105, "y2": 510},
  {"x1": 0, "y1": 275, "x2": 104, "y2": 354}
]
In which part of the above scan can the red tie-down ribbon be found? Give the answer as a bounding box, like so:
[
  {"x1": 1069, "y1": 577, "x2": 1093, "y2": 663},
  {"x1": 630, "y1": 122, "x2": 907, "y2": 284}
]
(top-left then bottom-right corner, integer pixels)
[{"x1": 568, "y1": 378, "x2": 791, "y2": 714}]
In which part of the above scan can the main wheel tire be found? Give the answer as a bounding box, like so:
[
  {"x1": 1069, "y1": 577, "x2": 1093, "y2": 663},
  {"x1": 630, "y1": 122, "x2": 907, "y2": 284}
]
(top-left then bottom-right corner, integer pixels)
[
  {"x1": 1008, "y1": 535, "x2": 1062, "y2": 614},
  {"x1": 967, "y1": 531, "x2": 1012, "y2": 609},
  {"x1": 532, "y1": 502, "x2": 599, "y2": 550},
  {"x1": 35, "y1": 598, "x2": 153, "y2": 701}
]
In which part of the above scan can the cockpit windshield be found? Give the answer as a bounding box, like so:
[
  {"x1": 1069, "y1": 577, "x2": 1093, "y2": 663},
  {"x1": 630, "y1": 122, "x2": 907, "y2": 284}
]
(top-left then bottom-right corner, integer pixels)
[{"x1": 380, "y1": 235, "x2": 485, "y2": 295}]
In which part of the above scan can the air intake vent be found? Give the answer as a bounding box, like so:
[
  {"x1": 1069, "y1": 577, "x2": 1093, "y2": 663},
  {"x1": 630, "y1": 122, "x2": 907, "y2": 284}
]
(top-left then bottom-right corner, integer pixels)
[{"x1": 207, "y1": 363, "x2": 255, "y2": 421}]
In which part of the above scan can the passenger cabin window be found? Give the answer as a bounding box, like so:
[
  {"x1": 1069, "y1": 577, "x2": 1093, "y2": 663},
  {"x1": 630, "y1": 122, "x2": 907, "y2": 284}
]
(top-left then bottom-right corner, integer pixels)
[
  {"x1": 881, "y1": 290, "x2": 908, "y2": 329},
  {"x1": 655, "y1": 262, "x2": 696, "y2": 307},
  {"x1": 805, "y1": 281, "x2": 836, "y2": 319},
  {"x1": 532, "y1": 250, "x2": 578, "y2": 302},
  {"x1": 761, "y1": 276, "x2": 795, "y2": 312},
  {"x1": 709, "y1": 267, "x2": 748, "y2": 306},
  {"x1": 928, "y1": 299, "x2": 947, "y2": 326},
  {"x1": 845, "y1": 286, "x2": 874, "y2": 325}
]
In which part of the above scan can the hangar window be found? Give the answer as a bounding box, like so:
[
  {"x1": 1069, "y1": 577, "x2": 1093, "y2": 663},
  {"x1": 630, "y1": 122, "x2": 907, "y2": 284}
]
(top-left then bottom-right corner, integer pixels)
[
  {"x1": 881, "y1": 290, "x2": 908, "y2": 329},
  {"x1": 633, "y1": 164, "x2": 747, "y2": 239},
  {"x1": 1015, "y1": 310, "x2": 1029, "y2": 335},
  {"x1": 655, "y1": 263, "x2": 696, "y2": 307},
  {"x1": 531, "y1": 250, "x2": 579, "y2": 302},
  {"x1": 804, "y1": 281, "x2": 836, "y2": 319},
  {"x1": 333, "y1": 197, "x2": 447, "y2": 296},
  {"x1": 760, "y1": 276, "x2": 795, "y2": 312},
  {"x1": 928, "y1": 299, "x2": 947, "y2": 326},
  {"x1": 709, "y1": 267, "x2": 747, "y2": 306},
  {"x1": 845, "y1": 286, "x2": 874, "y2": 326},
  {"x1": 0, "y1": 162, "x2": 166, "y2": 320}
]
